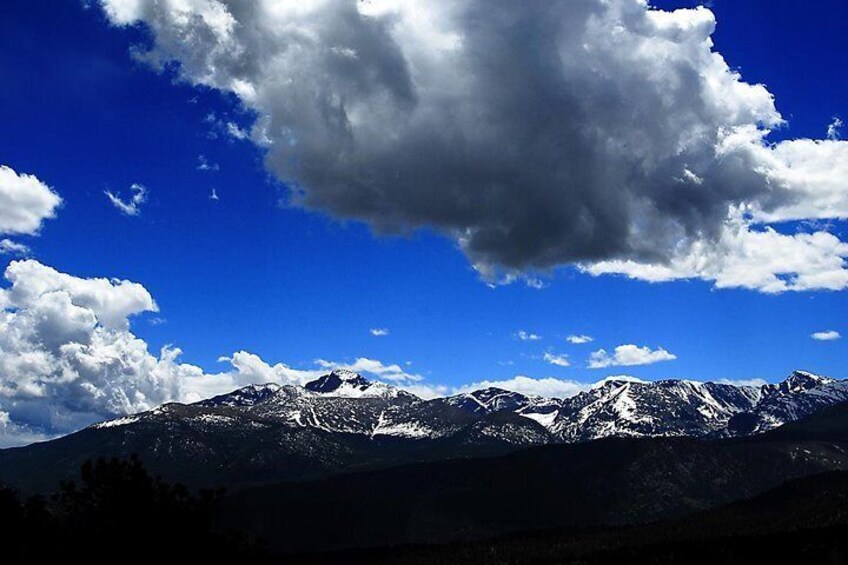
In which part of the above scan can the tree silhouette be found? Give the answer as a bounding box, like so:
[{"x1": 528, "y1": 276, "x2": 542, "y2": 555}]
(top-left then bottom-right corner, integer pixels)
[{"x1": 0, "y1": 456, "x2": 263, "y2": 561}]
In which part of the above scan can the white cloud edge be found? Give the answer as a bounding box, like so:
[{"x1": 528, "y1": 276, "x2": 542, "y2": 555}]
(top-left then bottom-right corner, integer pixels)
[
  {"x1": 105, "y1": 183, "x2": 148, "y2": 216},
  {"x1": 0, "y1": 165, "x2": 62, "y2": 236},
  {"x1": 588, "y1": 344, "x2": 677, "y2": 369},
  {"x1": 811, "y1": 330, "x2": 841, "y2": 341}
]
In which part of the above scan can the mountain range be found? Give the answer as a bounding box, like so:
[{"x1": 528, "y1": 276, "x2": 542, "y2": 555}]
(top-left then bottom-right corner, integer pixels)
[{"x1": 1, "y1": 368, "x2": 847, "y2": 492}]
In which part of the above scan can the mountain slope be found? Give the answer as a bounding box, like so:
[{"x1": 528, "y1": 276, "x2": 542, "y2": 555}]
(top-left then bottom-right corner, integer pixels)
[
  {"x1": 0, "y1": 373, "x2": 547, "y2": 491},
  {"x1": 221, "y1": 402, "x2": 848, "y2": 552},
  {"x1": 2, "y1": 369, "x2": 848, "y2": 493}
]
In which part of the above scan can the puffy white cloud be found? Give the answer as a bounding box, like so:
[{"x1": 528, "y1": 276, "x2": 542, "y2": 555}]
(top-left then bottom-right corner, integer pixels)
[
  {"x1": 178, "y1": 351, "x2": 324, "y2": 403},
  {"x1": 516, "y1": 330, "x2": 542, "y2": 342},
  {"x1": 370, "y1": 327, "x2": 389, "y2": 337},
  {"x1": 811, "y1": 330, "x2": 841, "y2": 341},
  {"x1": 543, "y1": 352, "x2": 570, "y2": 367},
  {"x1": 0, "y1": 165, "x2": 61, "y2": 236},
  {"x1": 0, "y1": 260, "x2": 442, "y2": 446},
  {"x1": 566, "y1": 334, "x2": 593, "y2": 345},
  {"x1": 588, "y1": 344, "x2": 677, "y2": 369},
  {"x1": 3, "y1": 260, "x2": 158, "y2": 330},
  {"x1": 585, "y1": 211, "x2": 848, "y2": 293},
  {"x1": 0, "y1": 260, "x2": 195, "y2": 445},
  {"x1": 105, "y1": 183, "x2": 147, "y2": 216},
  {"x1": 98, "y1": 0, "x2": 848, "y2": 292}
]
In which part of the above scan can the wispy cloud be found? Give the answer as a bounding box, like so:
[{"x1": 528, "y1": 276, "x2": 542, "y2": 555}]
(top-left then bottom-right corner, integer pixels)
[
  {"x1": 588, "y1": 344, "x2": 677, "y2": 369},
  {"x1": 370, "y1": 328, "x2": 389, "y2": 337},
  {"x1": 197, "y1": 154, "x2": 220, "y2": 171},
  {"x1": 827, "y1": 117, "x2": 843, "y2": 141},
  {"x1": 543, "y1": 352, "x2": 570, "y2": 367},
  {"x1": 105, "y1": 183, "x2": 147, "y2": 216},
  {"x1": 566, "y1": 334, "x2": 593, "y2": 344},
  {"x1": 0, "y1": 239, "x2": 30, "y2": 257},
  {"x1": 516, "y1": 330, "x2": 542, "y2": 342}
]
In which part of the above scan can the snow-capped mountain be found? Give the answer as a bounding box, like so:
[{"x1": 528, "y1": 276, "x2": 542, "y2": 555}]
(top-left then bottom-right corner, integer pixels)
[
  {"x1": 303, "y1": 369, "x2": 410, "y2": 399},
  {"x1": 183, "y1": 371, "x2": 541, "y2": 441},
  {"x1": 729, "y1": 371, "x2": 848, "y2": 435},
  {"x1": 3, "y1": 369, "x2": 848, "y2": 491},
  {"x1": 103, "y1": 369, "x2": 848, "y2": 443},
  {"x1": 547, "y1": 378, "x2": 762, "y2": 441}
]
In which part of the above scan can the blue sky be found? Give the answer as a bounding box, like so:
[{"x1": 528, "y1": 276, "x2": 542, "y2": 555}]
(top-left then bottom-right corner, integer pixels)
[{"x1": 0, "y1": 0, "x2": 846, "y2": 442}]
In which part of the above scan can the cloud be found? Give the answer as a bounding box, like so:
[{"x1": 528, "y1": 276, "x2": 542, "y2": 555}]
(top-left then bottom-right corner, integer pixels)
[
  {"x1": 315, "y1": 357, "x2": 423, "y2": 382},
  {"x1": 516, "y1": 330, "x2": 542, "y2": 342},
  {"x1": 209, "y1": 188, "x2": 220, "y2": 201},
  {"x1": 543, "y1": 352, "x2": 570, "y2": 367},
  {"x1": 455, "y1": 376, "x2": 591, "y2": 399},
  {"x1": 105, "y1": 183, "x2": 147, "y2": 216},
  {"x1": 98, "y1": 0, "x2": 848, "y2": 292},
  {"x1": 566, "y1": 334, "x2": 593, "y2": 345},
  {"x1": 225, "y1": 121, "x2": 250, "y2": 141},
  {"x1": 585, "y1": 212, "x2": 848, "y2": 293},
  {"x1": 811, "y1": 330, "x2": 841, "y2": 341},
  {"x1": 0, "y1": 260, "x2": 196, "y2": 446},
  {"x1": 593, "y1": 375, "x2": 647, "y2": 386},
  {"x1": 0, "y1": 165, "x2": 62, "y2": 236},
  {"x1": 197, "y1": 154, "x2": 220, "y2": 171},
  {"x1": 370, "y1": 327, "x2": 389, "y2": 337},
  {"x1": 0, "y1": 260, "x2": 441, "y2": 445},
  {"x1": 588, "y1": 344, "x2": 677, "y2": 369},
  {"x1": 715, "y1": 378, "x2": 768, "y2": 388},
  {"x1": 0, "y1": 239, "x2": 30, "y2": 257},
  {"x1": 828, "y1": 117, "x2": 843, "y2": 141}
]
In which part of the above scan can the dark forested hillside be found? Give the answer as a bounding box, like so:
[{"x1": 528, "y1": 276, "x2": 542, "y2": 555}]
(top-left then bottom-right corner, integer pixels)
[{"x1": 221, "y1": 404, "x2": 848, "y2": 553}]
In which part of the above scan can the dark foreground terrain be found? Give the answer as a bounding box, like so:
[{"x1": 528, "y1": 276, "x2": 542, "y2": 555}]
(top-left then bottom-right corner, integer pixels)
[{"x1": 2, "y1": 403, "x2": 848, "y2": 563}]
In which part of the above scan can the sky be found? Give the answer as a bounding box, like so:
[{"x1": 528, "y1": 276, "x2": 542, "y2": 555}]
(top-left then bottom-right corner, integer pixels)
[{"x1": 0, "y1": 0, "x2": 846, "y2": 445}]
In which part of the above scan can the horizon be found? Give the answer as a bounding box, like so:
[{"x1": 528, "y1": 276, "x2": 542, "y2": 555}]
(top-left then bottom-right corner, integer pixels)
[{"x1": 1, "y1": 0, "x2": 846, "y2": 447}]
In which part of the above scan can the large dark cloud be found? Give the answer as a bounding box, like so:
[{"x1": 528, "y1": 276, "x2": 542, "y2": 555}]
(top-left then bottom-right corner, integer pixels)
[{"x1": 100, "y1": 0, "x2": 848, "y2": 290}]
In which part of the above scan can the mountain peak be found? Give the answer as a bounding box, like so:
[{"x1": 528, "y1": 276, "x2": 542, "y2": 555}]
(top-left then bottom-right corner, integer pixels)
[
  {"x1": 304, "y1": 371, "x2": 408, "y2": 399},
  {"x1": 198, "y1": 382, "x2": 282, "y2": 407},
  {"x1": 779, "y1": 371, "x2": 833, "y2": 393},
  {"x1": 305, "y1": 371, "x2": 371, "y2": 394}
]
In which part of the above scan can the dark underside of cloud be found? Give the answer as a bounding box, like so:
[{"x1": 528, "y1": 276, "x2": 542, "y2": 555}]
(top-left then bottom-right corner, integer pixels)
[{"x1": 99, "y1": 0, "x2": 848, "y2": 290}]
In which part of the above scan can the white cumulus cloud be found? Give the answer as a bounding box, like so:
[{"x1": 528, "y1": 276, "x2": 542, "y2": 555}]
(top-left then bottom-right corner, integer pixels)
[
  {"x1": 370, "y1": 327, "x2": 389, "y2": 337},
  {"x1": 0, "y1": 165, "x2": 62, "y2": 236},
  {"x1": 588, "y1": 344, "x2": 677, "y2": 369},
  {"x1": 811, "y1": 330, "x2": 841, "y2": 341},
  {"x1": 0, "y1": 260, "x2": 437, "y2": 446},
  {"x1": 0, "y1": 260, "x2": 194, "y2": 446}
]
